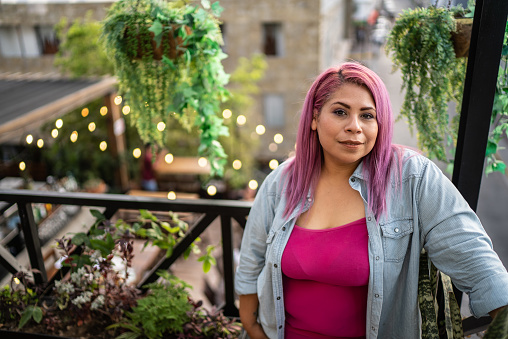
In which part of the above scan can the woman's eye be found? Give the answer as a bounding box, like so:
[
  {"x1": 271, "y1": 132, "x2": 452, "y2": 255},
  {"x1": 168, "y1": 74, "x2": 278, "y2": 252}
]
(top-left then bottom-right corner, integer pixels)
[
  {"x1": 333, "y1": 109, "x2": 346, "y2": 116},
  {"x1": 362, "y1": 113, "x2": 375, "y2": 119}
]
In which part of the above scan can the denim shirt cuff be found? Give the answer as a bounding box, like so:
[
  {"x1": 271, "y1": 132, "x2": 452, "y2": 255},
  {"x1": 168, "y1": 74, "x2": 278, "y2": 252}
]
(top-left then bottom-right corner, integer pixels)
[{"x1": 468, "y1": 272, "x2": 508, "y2": 317}]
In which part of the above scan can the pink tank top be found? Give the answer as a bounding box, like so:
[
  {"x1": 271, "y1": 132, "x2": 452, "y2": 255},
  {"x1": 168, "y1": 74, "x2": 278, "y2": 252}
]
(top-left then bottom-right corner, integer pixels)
[{"x1": 281, "y1": 218, "x2": 369, "y2": 339}]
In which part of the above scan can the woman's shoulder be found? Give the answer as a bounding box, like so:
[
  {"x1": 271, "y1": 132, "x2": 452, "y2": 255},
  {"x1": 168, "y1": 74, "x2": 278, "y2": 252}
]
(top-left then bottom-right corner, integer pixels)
[
  {"x1": 257, "y1": 157, "x2": 293, "y2": 194},
  {"x1": 391, "y1": 145, "x2": 434, "y2": 178}
]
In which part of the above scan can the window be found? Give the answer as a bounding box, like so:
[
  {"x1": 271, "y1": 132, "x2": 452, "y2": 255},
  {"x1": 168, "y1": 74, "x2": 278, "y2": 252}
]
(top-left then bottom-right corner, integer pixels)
[
  {"x1": 262, "y1": 23, "x2": 284, "y2": 56},
  {"x1": 0, "y1": 26, "x2": 22, "y2": 57},
  {"x1": 35, "y1": 25, "x2": 59, "y2": 55},
  {"x1": 263, "y1": 94, "x2": 285, "y2": 127}
]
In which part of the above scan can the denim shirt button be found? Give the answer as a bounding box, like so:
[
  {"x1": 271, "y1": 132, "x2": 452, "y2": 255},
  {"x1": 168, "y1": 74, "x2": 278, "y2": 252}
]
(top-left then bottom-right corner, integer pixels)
[
  {"x1": 375, "y1": 256, "x2": 380, "y2": 261},
  {"x1": 279, "y1": 325, "x2": 283, "y2": 329},
  {"x1": 351, "y1": 178, "x2": 356, "y2": 183},
  {"x1": 375, "y1": 294, "x2": 379, "y2": 298},
  {"x1": 372, "y1": 326, "x2": 376, "y2": 331},
  {"x1": 394, "y1": 227, "x2": 400, "y2": 233},
  {"x1": 274, "y1": 264, "x2": 278, "y2": 268},
  {"x1": 277, "y1": 296, "x2": 281, "y2": 300},
  {"x1": 368, "y1": 216, "x2": 372, "y2": 221},
  {"x1": 307, "y1": 197, "x2": 312, "y2": 202},
  {"x1": 282, "y1": 227, "x2": 286, "y2": 231}
]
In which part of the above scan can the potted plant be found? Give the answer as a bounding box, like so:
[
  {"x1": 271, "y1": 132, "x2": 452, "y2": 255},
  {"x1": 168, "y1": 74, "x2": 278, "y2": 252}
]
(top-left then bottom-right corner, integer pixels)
[
  {"x1": 385, "y1": 1, "x2": 474, "y2": 163},
  {"x1": 102, "y1": 0, "x2": 230, "y2": 177},
  {"x1": 0, "y1": 209, "x2": 242, "y2": 338}
]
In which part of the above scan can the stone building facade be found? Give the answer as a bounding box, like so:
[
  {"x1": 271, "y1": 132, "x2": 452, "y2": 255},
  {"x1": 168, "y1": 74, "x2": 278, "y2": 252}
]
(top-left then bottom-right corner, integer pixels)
[{"x1": 0, "y1": 0, "x2": 353, "y2": 161}]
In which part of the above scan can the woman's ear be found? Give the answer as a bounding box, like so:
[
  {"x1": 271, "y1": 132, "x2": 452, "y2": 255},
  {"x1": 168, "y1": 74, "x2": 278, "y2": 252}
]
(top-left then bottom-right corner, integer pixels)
[{"x1": 311, "y1": 109, "x2": 318, "y2": 131}]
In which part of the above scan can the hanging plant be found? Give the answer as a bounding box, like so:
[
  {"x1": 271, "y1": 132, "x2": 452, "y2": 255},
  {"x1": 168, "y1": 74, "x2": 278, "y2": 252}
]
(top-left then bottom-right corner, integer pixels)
[
  {"x1": 102, "y1": 0, "x2": 230, "y2": 177},
  {"x1": 385, "y1": 4, "x2": 472, "y2": 162}
]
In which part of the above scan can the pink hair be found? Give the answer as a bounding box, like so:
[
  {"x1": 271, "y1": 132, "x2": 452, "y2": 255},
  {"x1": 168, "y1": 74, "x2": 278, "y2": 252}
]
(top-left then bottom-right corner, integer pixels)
[{"x1": 283, "y1": 62, "x2": 399, "y2": 218}]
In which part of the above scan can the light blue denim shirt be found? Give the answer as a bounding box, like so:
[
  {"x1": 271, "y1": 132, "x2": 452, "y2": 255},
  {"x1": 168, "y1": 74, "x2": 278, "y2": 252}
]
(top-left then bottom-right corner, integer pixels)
[{"x1": 235, "y1": 148, "x2": 508, "y2": 339}]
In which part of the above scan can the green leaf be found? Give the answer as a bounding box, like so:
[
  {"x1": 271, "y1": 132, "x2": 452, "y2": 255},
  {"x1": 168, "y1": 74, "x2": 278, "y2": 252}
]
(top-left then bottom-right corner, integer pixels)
[
  {"x1": 486, "y1": 140, "x2": 498, "y2": 156},
  {"x1": 71, "y1": 232, "x2": 90, "y2": 247},
  {"x1": 148, "y1": 20, "x2": 163, "y2": 48},
  {"x1": 18, "y1": 305, "x2": 42, "y2": 329},
  {"x1": 90, "y1": 209, "x2": 106, "y2": 222},
  {"x1": 211, "y1": 2, "x2": 224, "y2": 17}
]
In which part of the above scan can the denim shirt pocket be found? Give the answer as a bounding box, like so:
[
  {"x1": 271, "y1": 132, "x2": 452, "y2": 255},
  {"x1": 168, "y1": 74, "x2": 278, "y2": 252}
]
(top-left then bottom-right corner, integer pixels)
[{"x1": 379, "y1": 218, "x2": 414, "y2": 262}]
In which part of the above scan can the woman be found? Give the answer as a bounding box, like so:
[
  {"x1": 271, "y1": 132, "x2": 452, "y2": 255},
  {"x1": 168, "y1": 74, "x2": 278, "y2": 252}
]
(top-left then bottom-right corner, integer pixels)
[{"x1": 235, "y1": 62, "x2": 508, "y2": 338}]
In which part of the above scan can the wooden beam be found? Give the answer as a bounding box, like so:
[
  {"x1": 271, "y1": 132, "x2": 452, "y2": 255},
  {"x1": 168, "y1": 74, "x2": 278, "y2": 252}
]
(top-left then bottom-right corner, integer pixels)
[{"x1": 0, "y1": 76, "x2": 117, "y2": 144}]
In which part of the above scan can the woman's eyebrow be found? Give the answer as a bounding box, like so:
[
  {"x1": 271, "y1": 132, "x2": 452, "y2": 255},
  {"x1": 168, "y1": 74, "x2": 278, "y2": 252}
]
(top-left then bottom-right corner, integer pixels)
[{"x1": 332, "y1": 101, "x2": 376, "y2": 112}]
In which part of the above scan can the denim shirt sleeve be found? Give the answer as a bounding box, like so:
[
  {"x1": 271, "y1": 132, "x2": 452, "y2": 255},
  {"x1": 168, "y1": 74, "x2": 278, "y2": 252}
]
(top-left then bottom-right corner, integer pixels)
[
  {"x1": 235, "y1": 170, "x2": 277, "y2": 296},
  {"x1": 418, "y1": 159, "x2": 508, "y2": 317}
]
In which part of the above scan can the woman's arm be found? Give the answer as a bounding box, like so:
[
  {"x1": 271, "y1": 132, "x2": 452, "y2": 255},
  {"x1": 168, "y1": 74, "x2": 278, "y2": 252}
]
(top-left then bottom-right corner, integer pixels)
[
  {"x1": 239, "y1": 294, "x2": 269, "y2": 339},
  {"x1": 489, "y1": 305, "x2": 507, "y2": 319}
]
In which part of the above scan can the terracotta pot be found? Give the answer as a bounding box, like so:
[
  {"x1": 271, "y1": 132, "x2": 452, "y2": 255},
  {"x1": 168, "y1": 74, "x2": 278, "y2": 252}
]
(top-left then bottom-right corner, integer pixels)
[
  {"x1": 452, "y1": 18, "x2": 473, "y2": 58},
  {"x1": 125, "y1": 24, "x2": 191, "y2": 60}
]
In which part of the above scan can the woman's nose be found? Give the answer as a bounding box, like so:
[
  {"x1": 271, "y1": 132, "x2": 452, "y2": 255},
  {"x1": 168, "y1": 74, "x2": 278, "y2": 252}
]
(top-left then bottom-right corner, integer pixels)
[{"x1": 345, "y1": 116, "x2": 362, "y2": 133}]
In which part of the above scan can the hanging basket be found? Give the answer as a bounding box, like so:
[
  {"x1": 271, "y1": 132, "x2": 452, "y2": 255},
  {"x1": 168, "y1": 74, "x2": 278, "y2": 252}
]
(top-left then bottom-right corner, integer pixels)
[
  {"x1": 451, "y1": 18, "x2": 473, "y2": 58},
  {"x1": 124, "y1": 24, "x2": 191, "y2": 61}
]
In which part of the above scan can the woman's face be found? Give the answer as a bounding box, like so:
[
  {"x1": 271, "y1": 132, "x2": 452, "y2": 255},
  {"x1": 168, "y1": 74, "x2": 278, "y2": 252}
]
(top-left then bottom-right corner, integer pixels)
[{"x1": 312, "y1": 83, "x2": 378, "y2": 169}]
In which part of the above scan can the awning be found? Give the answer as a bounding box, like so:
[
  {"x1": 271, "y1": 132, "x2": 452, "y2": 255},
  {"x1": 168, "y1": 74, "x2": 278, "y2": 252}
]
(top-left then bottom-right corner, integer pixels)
[{"x1": 0, "y1": 75, "x2": 117, "y2": 144}]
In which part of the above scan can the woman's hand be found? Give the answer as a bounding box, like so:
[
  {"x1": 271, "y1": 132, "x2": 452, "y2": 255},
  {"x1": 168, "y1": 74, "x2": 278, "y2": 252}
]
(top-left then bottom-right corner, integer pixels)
[{"x1": 239, "y1": 294, "x2": 270, "y2": 339}]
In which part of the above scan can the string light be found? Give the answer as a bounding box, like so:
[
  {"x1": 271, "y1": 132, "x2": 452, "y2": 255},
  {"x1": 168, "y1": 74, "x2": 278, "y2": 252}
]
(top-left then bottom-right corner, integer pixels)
[
  {"x1": 232, "y1": 159, "x2": 242, "y2": 170},
  {"x1": 165, "y1": 153, "x2": 174, "y2": 164},
  {"x1": 88, "y1": 122, "x2": 96, "y2": 132},
  {"x1": 56, "y1": 119, "x2": 63, "y2": 128},
  {"x1": 122, "y1": 105, "x2": 130, "y2": 115},
  {"x1": 99, "y1": 141, "x2": 107, "y2": 151},
  {"x1": 13, "y1": 277, "x2": 20, "y2": 284},
  {"x1": 70, "y1": 131, "x2": 78, "y2": 143},
  {"x1": 237, "y1": 115, "x2": 247, "y2": 126},
  {"x1": 133, "y1": 148, "x2": 141, "y2": 158},
  {"x1": 51, "y1": 129, "x2": 58, "y2": 138},
  {"x1": 274, "y1": 133, "x2": 283, "y2": 144},
  {"x1": 26, "y1": 134, "x2": 33, "y2": 144},
  {"x1": 198, "y1": 157, "x2": 208, "y2": 167},
  {"x1": 255, "y1": 125, "x2": 266, "y2": 135},
  {"x1": 222, "y1": 109, "x2": 232, "y2": 119},
  {"x1": 269, "y1": 159, "x2": 279, "y2": 170},
  {"x1": 19, "y1": 162, "x2": 26, "y2": 171},
  {"x1": 269, "y1": 143, "x2": 278, "y2": 152},
  {"x1": 248, "y1": 180, "x2": 258, "y2": 190},
  {"x1": 167, "y1": 191, "x2": 177, "y2": 200},
  {"x1": 207, "y1": 185, "x2": 217, "y2": 196},
  {"x1": 37, "y1": 139, "x2": 44, "y2": 148},
  {"x1": 100, "y1": 106, "x2": 108, "y2": 116},
  {"x1": 81, "y1": 108, "x2": 89, "y2": 117},
  {"x1": 114, "y1": 96, "x2": 123, "y2": 105},
  {"x1": 157, "y1": 122, "x2": 166, "y2": 131}
]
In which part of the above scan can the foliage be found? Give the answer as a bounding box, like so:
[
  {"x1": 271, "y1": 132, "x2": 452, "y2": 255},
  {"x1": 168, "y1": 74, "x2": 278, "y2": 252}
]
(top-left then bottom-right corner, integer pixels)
[
  {"x1": 54, "y1": 11, "x2": 114, "y2": 77},
  {"x1": 0, "y1": 210, "x2": 234, "y2": 337},
  {"x1": 485, "y1": 20, "x2": 508, "y2": 175},
  {"x1": 109, "y1": 271, "x2": 192, "y2": 338},
  {"x1": 102, "y1": 0, "x2": 230, "y2": 177},
  {"x1": 40, "y1": 99, "x2": 120, "y2": 188},
  {"x1": 484, "y1": 305, "x2": 508, "y2": 339},
  {"x1": 418, "y1": 250, "x2": 463, "y2": 339},
  {"x1": 386, "y1": 5, "x2": 468, "y2": 162}
]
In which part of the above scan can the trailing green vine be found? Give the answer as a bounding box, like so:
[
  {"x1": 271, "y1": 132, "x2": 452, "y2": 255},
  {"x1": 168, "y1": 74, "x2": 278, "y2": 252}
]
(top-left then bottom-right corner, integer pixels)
[
  {"x1": 102, "y1": 0, "x2": 230, "y2": 177},
  {"x1": 386, "y1": 6, "x2": 468, "y2": 162},
  {"x1": 486, "y1": 20, "x2": 508, "y2": 175}
]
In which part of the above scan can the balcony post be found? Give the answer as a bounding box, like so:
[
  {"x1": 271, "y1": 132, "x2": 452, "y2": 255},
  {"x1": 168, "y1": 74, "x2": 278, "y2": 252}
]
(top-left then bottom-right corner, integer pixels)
[{"x1": 17, "y1": 202, "x2": 47, "y2": 284}]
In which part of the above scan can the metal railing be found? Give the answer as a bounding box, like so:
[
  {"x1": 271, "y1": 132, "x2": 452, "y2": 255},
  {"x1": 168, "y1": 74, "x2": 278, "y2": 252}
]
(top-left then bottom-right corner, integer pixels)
[
  {"x1": 0, "y1": 189, "x2": 495, "y2": 333},
  {"x1": 0, "y1": 189, "x2": 252, "y2": 318}
]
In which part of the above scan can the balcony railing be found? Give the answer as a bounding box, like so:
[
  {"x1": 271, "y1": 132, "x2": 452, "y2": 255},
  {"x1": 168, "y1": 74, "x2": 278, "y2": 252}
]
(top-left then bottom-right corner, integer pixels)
[
  {"x1": 0, "y1": 189, "x2": 495, "y2": 334},
  {"x1": 0, "y1": 189, "x2": 251, "y2": 318}
]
